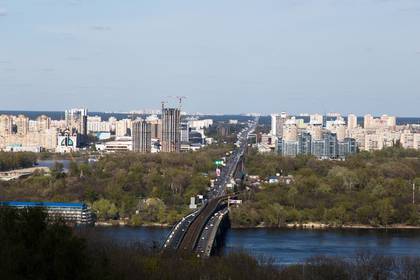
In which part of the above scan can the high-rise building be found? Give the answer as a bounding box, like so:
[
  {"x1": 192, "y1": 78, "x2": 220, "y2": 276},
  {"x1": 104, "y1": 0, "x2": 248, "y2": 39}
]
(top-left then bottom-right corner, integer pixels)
[
  {"x1": 308, "y1": 124, "x2": 323, "y2": 141},
  {"x1": 277, "y1": 139, "x2": 298, "y2": 157},
  {"x1": 336, "y1": 124, "x2": 346, "y2": 142},
  {"x1": 161, "y1": 107, "x2": 181, "y2": 152},
  {"x1": 147, "y1": 117, "x2": 162, "y2": 139},
  {"x1": 0, "y1": 115, "x2": 13, "y2": 135},
  {"x1": 35, "y1": 115, "x2": 51, "y2": 132},
  {"x1": 387, "y1": 116, "x2": 397, "y2": 127},
  {"x1": 364, "y1": 114, "x2": 374, "y2": 129},
  {"x1": 132, "y1": 119, "x2": 152, "y2": 153},
  {"x1": 15, "y1": 115, "x2": 29, "y2": 135},
  {"x1": 65, "y1": 108, "x2": 88, "y2": 136},
  {"x1": 271, "y1": 113, "x2": 287, "y2": 138},
  {"x1": 283, "y1": 119, "x2": 298, "y2": 141},
  {"x1": 414, "y1": 134, "x2": 420, "y2": 150},
  {"x1": 324, "y1": 132, "x2": 338, "y2": 158},
  {"x1": 347, "y1": 114, "x2": 357, "y2": 130},
  {"x1": 338, "y1": 138, "x2": 357, "y2": 158},
  {"x1": 188, "y1": 119, "x2": 213, "y2": 130},
  {"x1": 277, "y1": 129, "x2": 356, "y2": 159},
  {"x1": 180, "y1": 122, "x2": 190, "y2": 144},
  {"x1": 115, "y1": 119, "x2": 132, "y2": 137},
  {"x1": 362, "y1": 114, "x2": 396, "y2": 130},
  {"x1": 217, "y1": 125, "x2": 230, "y2": 137},
  {"x1": 298, "y1": 132, "x2": 312, "y2": 155},
  {"x1": 381, "y1": 115, "x2": 396, "y2": 127},
  {"x1": 310, "y1": 114, "x2": 323, "y2": 125},
  {"x1": 311, "y1": 140, "x2": 326, "y2": 158},
  {"x1": 87, "y1": 116, "x2": 110, "y2": 133},
  {"x1": 271, "y1": 114, "x2": 278, "y2": 136}
]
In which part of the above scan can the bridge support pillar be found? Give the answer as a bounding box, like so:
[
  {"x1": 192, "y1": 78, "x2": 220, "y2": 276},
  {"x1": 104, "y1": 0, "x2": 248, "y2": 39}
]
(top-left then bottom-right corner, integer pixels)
[{"x1": 210, "y1": 212, "x2": 231, "y2": 256}]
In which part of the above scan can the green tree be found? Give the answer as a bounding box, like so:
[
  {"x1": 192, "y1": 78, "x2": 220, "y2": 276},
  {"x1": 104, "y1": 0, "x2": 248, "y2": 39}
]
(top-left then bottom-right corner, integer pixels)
[
  {"x1": 50, "y1": 162, "x2": 65, "y2": 179},
  {"x1": 0, "y1": 207, "x2": 89, "y2": 279},
  {"x1": 92, "y1": 199, "x2": 118, "y2": 220},
  {"x1": 376, "y1": 198, "x2": 395, "y2": 226}
]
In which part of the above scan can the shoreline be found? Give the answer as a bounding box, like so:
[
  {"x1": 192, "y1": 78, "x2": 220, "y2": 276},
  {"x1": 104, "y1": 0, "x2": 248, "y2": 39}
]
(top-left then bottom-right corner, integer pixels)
[
  {"x1": 232, "y1": 223, "x2": 420, "y2": 230},
  {"x1": 94, "y1": 221, "x2": 420, "y2": 230},
  {"x1": 95, "y1": 221, "x2": 171, "y2": 228}
]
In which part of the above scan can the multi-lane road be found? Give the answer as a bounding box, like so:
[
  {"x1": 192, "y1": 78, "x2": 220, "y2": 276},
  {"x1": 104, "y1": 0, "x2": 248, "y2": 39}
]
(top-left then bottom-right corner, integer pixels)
[
  {"x1": 194, "y1": 121, "x2": 256, "y2": 256},
  {"x1": 163, "y1": 120, "x2": 256, "y2": 253},
  {"x1": 209, "y1": 122, "x2": 256, "y2": 198}
]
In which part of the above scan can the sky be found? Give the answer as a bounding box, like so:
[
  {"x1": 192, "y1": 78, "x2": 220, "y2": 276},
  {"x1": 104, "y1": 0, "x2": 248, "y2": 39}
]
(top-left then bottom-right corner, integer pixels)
[{"x1": 0, "y1": 0, "x2": 419, "y2": 116}]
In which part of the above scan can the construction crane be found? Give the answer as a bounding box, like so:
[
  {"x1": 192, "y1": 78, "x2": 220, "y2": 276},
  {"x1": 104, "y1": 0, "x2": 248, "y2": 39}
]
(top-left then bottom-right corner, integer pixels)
[
  {"x1": 161, "y1": 101, "x2": 168, "y2": 111},
  {"x1": 165, "y1": 96, "x2": 187, "y2": 110}
]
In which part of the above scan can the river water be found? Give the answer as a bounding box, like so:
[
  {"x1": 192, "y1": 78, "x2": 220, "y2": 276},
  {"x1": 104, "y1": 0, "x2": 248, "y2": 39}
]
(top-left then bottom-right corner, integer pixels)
[
  {"x1": 35, "y1": 159, "x2": 420, "y2": 264},
  {"x1": 37, "y1": 160, "x2": 73, "y2": 170},
  {"x1": 91, "y1": 227, "x2": 420, "y2": 265}
]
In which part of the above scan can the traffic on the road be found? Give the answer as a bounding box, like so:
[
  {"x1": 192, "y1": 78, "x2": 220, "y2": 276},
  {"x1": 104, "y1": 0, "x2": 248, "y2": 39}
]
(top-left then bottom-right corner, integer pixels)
[{"x1": 163, "y1": 120, "x2": 256, "y2": 253}]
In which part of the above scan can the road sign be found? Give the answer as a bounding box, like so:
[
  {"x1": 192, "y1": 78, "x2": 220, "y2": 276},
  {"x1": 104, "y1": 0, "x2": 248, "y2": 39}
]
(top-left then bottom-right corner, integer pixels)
[
  {"x1": 229, "y1": 199, "x2": 242, "y2": 204},
  {"x1": 214, "y1": 160, "x2": 223, "y2": 166}
]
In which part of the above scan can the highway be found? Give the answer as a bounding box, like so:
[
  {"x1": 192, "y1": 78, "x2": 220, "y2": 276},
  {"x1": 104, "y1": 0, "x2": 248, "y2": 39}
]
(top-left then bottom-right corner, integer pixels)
[
  {"x1": 209, "y1": 121, "x2": 255, "y2": 199},
  {"x1": 194, "y1": 121, "x2": 256, "y2": 256},
  {"x1": 163, "y1": 120, "x2": 256, "y2": 254},
  {"x1": 195, "y1": 207, "x2": 229, "y2": 256}
]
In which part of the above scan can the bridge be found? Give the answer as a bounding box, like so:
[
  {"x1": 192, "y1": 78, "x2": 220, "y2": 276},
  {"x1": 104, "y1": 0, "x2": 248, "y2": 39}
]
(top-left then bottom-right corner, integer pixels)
[{"x1": 163, "y1": 121, "x2": 256, "y2": 257}]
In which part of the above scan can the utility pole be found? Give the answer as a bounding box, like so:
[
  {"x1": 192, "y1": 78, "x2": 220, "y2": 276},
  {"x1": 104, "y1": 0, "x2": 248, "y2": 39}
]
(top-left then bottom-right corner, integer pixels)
[{"x1": 413, "y1": 182, "x2": 416, "y2": 205}]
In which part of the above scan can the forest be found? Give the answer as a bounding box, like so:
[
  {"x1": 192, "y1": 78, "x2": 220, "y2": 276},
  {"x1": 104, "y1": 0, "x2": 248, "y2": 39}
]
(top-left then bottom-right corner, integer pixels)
[
  {"x1": 0, "y1": 145, "x2": 231, "y2": 225},
  {"x1": 0, "y1": 152, "x2": 37, "y2": 171},
  {"x1": 231, "y1": 147, "x2": 420, "y2": 228},
  {"x1": 1, "y1": 145, "x2": 420, "y2": 228}
]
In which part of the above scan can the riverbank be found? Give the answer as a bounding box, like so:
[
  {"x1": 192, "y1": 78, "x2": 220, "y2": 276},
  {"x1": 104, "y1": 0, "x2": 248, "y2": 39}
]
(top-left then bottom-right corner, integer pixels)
[
  {"x1": 94, "y1": 220, "x2": 420, "y2": 230},
  {"x1": 95, "y1": 221, "x2": 171, "y2": 228},
  {"x1": 232, "y1": 222, "x2": 420, "y2": 230}
]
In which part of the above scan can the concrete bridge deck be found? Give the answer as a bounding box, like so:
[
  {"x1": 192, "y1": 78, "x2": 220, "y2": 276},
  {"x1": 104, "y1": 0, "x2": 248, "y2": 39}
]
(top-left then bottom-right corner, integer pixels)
[{"x1": 162, "y1": 121, "x2": 256, "y2": 256}]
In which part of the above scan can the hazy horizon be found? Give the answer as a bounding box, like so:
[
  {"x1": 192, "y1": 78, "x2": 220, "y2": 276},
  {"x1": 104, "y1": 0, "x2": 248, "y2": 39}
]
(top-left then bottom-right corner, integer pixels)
[{"x1": 0, "y1": 0, "x2": 419, "y2": 116}]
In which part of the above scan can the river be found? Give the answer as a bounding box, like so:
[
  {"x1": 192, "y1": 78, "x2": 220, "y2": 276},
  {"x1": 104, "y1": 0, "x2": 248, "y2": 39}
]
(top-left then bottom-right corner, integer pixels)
[
  {"x1": 90, "y1": 227, "x2": 420, "y2": 265},
  {"x1": 35, "y1": 162, "x2": 420, "y2": 265},
  {"x1": 37, "y1": 160, "x2": 73, "y2": 170}
]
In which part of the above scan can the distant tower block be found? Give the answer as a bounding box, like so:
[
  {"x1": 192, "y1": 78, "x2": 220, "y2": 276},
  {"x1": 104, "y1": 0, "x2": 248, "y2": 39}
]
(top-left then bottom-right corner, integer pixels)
[
  {"x1": 161, "y1": 107, "x2": 181, "y2": 152},
  {"x1": 132, "y1": 119, "x2": 152, "y2": 153}
]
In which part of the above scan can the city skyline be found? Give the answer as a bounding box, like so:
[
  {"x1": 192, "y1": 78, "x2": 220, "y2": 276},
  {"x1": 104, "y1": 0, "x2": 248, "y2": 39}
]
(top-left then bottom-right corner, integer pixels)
[{"x1": 1, "y1": 0, "x2": 419, "y2": 115}]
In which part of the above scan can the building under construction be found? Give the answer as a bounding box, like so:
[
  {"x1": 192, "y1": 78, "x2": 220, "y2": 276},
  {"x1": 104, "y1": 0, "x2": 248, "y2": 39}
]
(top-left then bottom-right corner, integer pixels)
[{"x1": 161, "y1": 107, "x2": 181, "y2": 153}]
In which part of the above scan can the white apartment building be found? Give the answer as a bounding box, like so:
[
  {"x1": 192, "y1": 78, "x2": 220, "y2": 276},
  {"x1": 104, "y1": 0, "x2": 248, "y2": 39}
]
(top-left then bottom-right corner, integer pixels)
[
  {"x1": 115, "y1": 119, "x2": 132, "y2": 137},
  {"x1": 87, "y1": 116, "x2": 110, "y2": 133},
  {"x1": 347, "y1": 114, "x2": 358, "y2": 130},
  {"x1": 188, "y1": 119, "x2": 213, "y2": 130},
  {"x1": 310, "y1": 114, "x2": 323, "y2": 125},
  {"x1": 269, "y1": 112, "x2": 419, "y2": 153}
]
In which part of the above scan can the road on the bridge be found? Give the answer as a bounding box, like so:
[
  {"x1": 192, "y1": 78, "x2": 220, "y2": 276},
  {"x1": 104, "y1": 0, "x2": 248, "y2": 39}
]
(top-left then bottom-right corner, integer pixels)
[{"x1": 163, "y1": 120, "x2": 257, "y2": 254}]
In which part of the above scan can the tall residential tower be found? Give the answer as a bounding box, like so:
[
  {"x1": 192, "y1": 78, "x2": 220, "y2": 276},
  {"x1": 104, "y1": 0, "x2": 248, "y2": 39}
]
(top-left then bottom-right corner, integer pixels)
[
  {"x1": 132, "y1": 119, "x2": 152, "y2": 153},
  {"x1": 161, "y1": 107, "x2": 181, "y2": 152}
]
